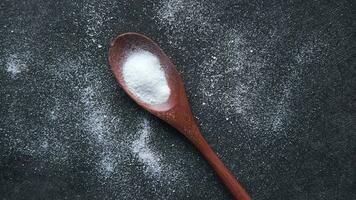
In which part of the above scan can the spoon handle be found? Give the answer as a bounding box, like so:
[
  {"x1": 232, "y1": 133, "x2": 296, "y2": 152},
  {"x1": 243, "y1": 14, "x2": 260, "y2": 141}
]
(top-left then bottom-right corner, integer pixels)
[{"x1": 188, "y1": 126, "x2": 252, "y2": 200}]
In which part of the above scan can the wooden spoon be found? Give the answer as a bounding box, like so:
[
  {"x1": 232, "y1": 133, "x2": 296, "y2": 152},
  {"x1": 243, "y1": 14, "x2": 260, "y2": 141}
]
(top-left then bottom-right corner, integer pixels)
[{"x1": 108, "y1": 32, "x2": 251, "y2": 200}]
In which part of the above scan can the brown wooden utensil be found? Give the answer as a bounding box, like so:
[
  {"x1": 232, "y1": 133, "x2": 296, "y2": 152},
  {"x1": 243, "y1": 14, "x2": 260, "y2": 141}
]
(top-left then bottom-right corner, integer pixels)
[{"x1": 108, "y1": 32, "x2": 252, "y2": 200}]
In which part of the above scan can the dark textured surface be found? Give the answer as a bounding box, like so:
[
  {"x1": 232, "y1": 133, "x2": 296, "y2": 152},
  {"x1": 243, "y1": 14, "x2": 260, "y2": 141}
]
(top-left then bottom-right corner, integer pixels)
[{"x1": 0, "y1": 0, "x2": 355, "y2": 199}]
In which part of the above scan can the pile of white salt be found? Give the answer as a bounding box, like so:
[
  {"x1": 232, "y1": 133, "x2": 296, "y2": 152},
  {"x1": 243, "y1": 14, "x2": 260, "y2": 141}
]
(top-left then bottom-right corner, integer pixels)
[{"x1": 122, "y1": 50, "x2": 171, "y2": 105}]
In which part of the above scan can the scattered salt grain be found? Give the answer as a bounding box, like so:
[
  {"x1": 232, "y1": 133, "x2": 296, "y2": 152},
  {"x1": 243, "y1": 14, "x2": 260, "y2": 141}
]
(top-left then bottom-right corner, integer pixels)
[
  {"x1": 5, "y1": 54, "x2": 28, "y2": 76},
  {"x1": 131, "y1": 119, "x2": 162, "y2": 177}
]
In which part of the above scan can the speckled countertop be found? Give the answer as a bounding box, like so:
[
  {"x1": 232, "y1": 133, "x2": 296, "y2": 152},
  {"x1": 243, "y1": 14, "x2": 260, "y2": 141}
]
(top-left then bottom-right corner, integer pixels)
[{"x1": 0, "y1": 0, "x2": 355, "y2": 199}]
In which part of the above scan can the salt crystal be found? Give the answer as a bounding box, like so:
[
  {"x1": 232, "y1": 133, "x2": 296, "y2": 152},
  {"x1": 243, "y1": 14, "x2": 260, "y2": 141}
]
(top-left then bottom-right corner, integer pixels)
[{"x1": 122, "y1": 50, "x2": 171, "y2": 105}]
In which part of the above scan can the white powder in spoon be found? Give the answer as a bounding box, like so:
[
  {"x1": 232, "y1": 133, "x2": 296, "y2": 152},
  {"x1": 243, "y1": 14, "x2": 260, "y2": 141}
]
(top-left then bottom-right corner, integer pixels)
[{"x1": 122, "y1": 50, "x2": 171, "y2": 105}]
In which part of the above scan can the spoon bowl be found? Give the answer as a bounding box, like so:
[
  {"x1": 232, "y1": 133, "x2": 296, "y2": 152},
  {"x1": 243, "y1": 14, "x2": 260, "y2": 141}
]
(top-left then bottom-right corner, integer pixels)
[
  {"x1": 109, "y1": 32, "x2": 251, "y2": 200},
  {"x1": 109, "y1": 32, "x2": 180, "y2": 112}
]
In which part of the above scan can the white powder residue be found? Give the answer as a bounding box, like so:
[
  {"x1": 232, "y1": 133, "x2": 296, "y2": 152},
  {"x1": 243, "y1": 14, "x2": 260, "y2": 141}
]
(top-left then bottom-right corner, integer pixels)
[
  {"x1": 81, "y1": 86, "x2": 106, "y2": 142},
  {"x1": 156, "y1": 0, "x2": 217, "y2": 37},
  {"x1": 99, "y1": 153, "x2": 116, "y2": 178},
  {"x1": 80, "y1": 84, "x2": 121, "y2": 178},
  {"x1": 123, "y1": 50, "x2": 171, "y2": 105},
  {"x1": 155, "y1": 0, "x2": 301, "y2": 136},
  {"x1": 131, "y1": 119, "x2": 162, "y2": 177},
  {"x1": 294, "y1": 37, "x2": 329, "y2": 66},
  {"x1": 82, "y1": 0, "x2": 115, "y2": 46},
  {"x1": 9, "y1": 126, "x2": 69, "y2": 165},
  {"x1": 130, "y1": 119, "x2": 183, "y2": 186},
  {"x1": 5, "y1": 54, "x2": 29, "y2": 76}
]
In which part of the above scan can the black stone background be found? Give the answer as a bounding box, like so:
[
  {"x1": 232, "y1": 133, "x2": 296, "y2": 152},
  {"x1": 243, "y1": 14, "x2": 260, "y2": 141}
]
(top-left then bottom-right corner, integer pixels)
[{"x1": 0, "y1": 0, "x2": 355, "y2": 199}]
